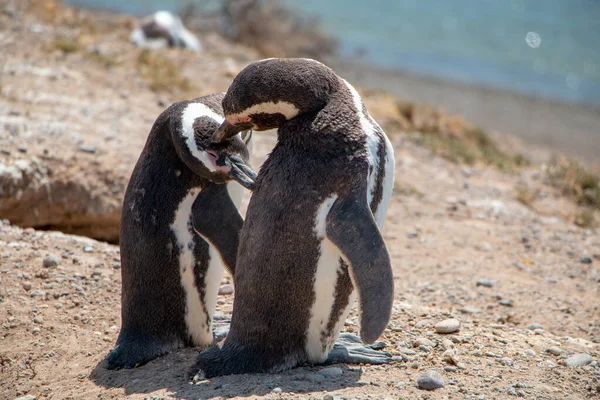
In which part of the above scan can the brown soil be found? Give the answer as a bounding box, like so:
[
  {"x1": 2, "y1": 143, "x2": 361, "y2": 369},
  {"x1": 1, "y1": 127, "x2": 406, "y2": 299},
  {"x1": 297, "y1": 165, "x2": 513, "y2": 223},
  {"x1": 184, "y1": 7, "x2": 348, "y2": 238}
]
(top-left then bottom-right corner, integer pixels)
[{"x1": 1, "y1": 1, "x2": 599, "y2": 399}]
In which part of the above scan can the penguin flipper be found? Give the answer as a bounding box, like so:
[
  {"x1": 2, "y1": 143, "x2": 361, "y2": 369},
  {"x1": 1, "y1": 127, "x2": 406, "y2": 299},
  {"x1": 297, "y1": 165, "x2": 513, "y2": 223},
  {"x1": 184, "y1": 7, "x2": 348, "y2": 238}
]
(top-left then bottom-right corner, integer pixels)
[
  {"x1": 326, "y1": 194, "x2": 394, "y2": 344},
  {"x1": 192, "y1": 183, "x2": 243, "y2": 275}
]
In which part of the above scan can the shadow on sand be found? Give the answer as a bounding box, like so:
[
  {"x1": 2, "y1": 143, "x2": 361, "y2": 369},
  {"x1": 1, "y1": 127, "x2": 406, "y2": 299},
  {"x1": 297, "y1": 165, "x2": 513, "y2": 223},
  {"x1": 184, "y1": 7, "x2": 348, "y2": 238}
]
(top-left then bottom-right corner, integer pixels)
[{"x1": 90, "y1": 348, "x2": 365, "y2": 399}]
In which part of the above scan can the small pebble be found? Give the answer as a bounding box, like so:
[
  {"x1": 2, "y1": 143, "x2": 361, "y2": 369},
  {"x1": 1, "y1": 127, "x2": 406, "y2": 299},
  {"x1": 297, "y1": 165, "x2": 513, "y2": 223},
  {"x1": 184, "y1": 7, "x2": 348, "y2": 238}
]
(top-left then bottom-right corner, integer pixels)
[
  {"x1": 42, "y1": 255, "x2": 58, "y2": 268},
  {"x1": 525, "y1": 349, "x2": 536, "y2": 357},
  {"x1": 271, "y1": 387, "x2": 282, "y2": 394},
  {"x1": 545, "y1": 347, "x2": 562, "y2": 356},
  {"x1": 565, "y1": 353, "x2": 593, "y2": 367},
  {"x1": 322, "y1": 395, "x2": 334, "y2": 400},
  {"x1": 15, "y1": 396, "x2": 36, "y2": 400},
  {"x1": 83, "y1": 246, "x2": 94, "y2": 253},
  {"x1": 218, "y1": 284, "x2": 234, "y2": 295},
  {"x1": 476, "y1": 279, "x2": 494, "y2": 288},
  {"x1": 33, "y1": 316, "x2": 43, "y2": 324},
  {"x1": 526, "y1": 323, "x2": 543, "y2": 330},
  {"x1": 319, "y1": 367, "x2": 343, "y2": 378},
  {"x1": 417, "y1": 370, "x2": 445, "y2": 390},
  {"x1": 435, "y1": 319, "x2": 460, "y2": 334},
  {"x1": 32, "y1": 327, "x2": 40, "y2": 335},
  {"x1": 498, "y1": 299, "x2": 513, "y2": 307},
  {"x1": 580, "y1": 256, "x2": 593, "y2": 264},
  {"x1": 78, "y1": 144, "x2": 97, "y2": 154},
  {"x1": 30, "y1": 290, "x2": 46, "y2": 298},
  {"x1": 22, "y1": 281, "x2": 32, "y2": 291}
]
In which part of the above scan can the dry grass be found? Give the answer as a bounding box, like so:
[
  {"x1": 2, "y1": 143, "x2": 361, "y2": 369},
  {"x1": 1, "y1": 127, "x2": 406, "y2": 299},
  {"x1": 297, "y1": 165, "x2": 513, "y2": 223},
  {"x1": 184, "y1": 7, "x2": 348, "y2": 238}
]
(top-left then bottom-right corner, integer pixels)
[
  {"x1": 363, "y1": 91, "x2": 529, "y2": 171},
  {"x1": 181, "y1": 0, "x2": 337, "y2": 59},
  {"x1": 136, "y1": 49, "x2": 195, "y2": 93},
  {"x1": 52, "y1": 39, "x2": 81, "y2": 54},
  {"x1": 394, "y1": 182, "x2": 424, "y2": 198},
  {"x1": 545, "y1": 156, "x2": 600, "y2": 228},
  {"x1": 514, "y1": 184, "x2": 539, "y2": 208}
]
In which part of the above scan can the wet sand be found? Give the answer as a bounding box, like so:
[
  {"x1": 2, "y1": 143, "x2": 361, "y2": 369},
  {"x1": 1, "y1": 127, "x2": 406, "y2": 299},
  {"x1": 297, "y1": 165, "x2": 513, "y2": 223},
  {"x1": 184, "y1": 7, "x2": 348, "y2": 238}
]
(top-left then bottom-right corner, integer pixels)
[{"x1": 333, "y1": 60, "x2": 600, "y2": 162}]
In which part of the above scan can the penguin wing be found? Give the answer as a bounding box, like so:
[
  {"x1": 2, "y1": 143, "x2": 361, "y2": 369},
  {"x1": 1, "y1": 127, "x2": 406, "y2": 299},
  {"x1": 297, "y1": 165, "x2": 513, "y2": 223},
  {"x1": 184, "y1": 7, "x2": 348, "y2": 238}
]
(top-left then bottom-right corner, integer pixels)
[
  {"x1": 325, "y1": 194, "x2": 394, "y2": 344},
  {"x1": 191, "y1": 183, "x2": 243, "y2": 276}
]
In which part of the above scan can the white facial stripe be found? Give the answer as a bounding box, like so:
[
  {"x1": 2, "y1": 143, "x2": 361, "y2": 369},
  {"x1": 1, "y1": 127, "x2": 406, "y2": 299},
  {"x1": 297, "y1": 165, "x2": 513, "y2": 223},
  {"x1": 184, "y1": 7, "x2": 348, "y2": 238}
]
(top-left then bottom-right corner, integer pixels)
[
  {"x1": 171, "y1": 188, "x2": 213, "y2": 346},
  {"x1": 181, "y1": 102, "x2": 225, "y2": 173},
  {"x1": 228, "y1": 101, "x2": 300, "y2": 124},
  {"x1": 306, "y1": 194, "x2": 340, "y2": 363}
]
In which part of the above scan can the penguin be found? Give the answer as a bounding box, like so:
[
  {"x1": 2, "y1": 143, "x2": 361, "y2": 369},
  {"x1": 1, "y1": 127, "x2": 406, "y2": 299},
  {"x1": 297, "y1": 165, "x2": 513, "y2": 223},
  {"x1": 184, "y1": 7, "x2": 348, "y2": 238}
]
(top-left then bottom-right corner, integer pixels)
[
  {"x1": 192, "y1": 58, "x2": 396, "y2": 378},
  {"x1": 130, "y1": 11, "x2": 202, "y2": 52},
  {"x1": 106, "y1": 93, "x2": 256, "y2": 369}
]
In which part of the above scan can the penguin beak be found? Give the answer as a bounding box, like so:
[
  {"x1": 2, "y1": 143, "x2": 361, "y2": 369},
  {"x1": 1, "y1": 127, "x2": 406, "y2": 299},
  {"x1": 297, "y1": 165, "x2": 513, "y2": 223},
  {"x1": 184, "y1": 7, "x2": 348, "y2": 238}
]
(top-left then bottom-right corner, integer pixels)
[
  {"x1": 212, "y1": 121, "x2": 252, "y2": 143},
  {"x1": 215, "y1": 153, "x2": 257, "y2": 191}
]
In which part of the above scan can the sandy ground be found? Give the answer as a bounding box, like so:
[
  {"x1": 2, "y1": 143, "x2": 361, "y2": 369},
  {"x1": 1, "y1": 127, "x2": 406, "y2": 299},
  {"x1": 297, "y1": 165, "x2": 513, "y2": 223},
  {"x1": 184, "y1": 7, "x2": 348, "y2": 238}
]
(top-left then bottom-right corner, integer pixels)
[{"x1": 1, "y1": 1, "x2": 599, "y2": 399}]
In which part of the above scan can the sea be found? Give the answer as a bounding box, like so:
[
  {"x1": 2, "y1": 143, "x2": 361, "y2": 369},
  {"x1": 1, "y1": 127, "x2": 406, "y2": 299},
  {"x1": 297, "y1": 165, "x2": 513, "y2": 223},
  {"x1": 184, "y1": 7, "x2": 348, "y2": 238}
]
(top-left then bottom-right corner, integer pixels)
[{"x1": 65, "y1": 0, "x2": 600, "y2": 108}]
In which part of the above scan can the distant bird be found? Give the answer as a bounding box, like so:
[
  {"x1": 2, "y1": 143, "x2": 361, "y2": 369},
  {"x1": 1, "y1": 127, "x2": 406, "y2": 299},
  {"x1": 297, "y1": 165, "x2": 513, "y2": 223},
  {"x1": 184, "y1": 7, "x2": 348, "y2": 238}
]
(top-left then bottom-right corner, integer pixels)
[{"x1": 130, "y1": 11, "x2": 202, "y2": 52}]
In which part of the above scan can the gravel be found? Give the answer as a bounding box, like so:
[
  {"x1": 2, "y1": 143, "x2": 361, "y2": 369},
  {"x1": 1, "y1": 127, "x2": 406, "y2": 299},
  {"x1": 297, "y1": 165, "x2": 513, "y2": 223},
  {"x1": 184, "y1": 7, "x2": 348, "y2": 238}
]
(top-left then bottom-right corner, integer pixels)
[
  {"x1": 417, "y1": 370, "x2": 445, "y2": 390},
  {"x1": 565, "y1": 353, "x2": 593, "y2": 367},
  {"x1": 435, "y1": 319, "x2": 461, "y2": 334},
  {"x1": 476, "y1": 279, "x2": 494, "y2": 288},
  {"x1": 42, "y1": 255, "x2": 58, "y2": 268},
  {"x1": 218, "y1": 284, "x2": 234, "y2": 295}
]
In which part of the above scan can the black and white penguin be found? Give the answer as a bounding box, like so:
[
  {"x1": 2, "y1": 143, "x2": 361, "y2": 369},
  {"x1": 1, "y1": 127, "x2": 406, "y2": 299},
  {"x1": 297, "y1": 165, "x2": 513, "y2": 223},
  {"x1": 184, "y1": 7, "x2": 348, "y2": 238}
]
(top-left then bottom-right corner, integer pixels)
[
  {"x1": 130, "y1": 11, "x2": 202, "y2": 52},
  {"x1": 106, "y1": 93, "x2": 255, "y2": 369},
  {"x1": 192, "y1": 58, "x2": 395, "y2": 378}
]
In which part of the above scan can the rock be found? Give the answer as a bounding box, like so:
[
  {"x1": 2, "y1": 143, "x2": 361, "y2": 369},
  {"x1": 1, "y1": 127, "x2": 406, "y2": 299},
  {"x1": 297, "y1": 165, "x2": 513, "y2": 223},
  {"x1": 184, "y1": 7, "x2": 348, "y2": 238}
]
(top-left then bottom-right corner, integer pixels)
[
  {"x1": 22, "y1": 281, "x2": 32, "y2": 291},
  {"x1": 565, "y1": 353, "x2": 593, "y2": 367},
  {"x1": 525, "y1": 349, "x2": 536, "y2": 357},
  {"x1": 476, "y1": 279, "x2": 494, "y2": 288},
  {"x1": 415, "y1": 337, "x2": 436, "y2": 347},
  {"x1": 545, "y1": 347, "x2": 562, "y2": 356},
  {"x1": 271, "y1": 387, "x2": 282, "y2": 394},
  {"x1": 15, "y1": 395, "x2": 36, "y2": 400},
  {"x1": 83, "y1": 246, "x2": 94, "y2": 253},
  {"x1": 498, "y1": 299, "x2": 513, "y2": 307},
  {"x1": 33, "y1": 316, "x2": 43, "y2": 324},
  {"x1": 32, "y1": 327, "x2": 40, "y2": 335},
  {"x1": 417, "y1": 370, "x2": 445, "y2": 390},
  {"x1": 526, "y1": 323, "x2": 543, "y2": 330},
  {"x1": 218, "y1": 284, "x2": 234, "y2": 295},
  {"x1": 30, "y1": 290, "x2": 46, "y2": 298},
  {"x1": 441, "y1": 339, "x2": 454, "y2": 350},
  {"x1": 42, "y1": 255, "x2": 58, "y2": 268},
  {"x1": 322, "y1": 395, "x2": 334, "y2": 400},
  {"x1": 319, "y1": 367, "x2": 343, "y2": 378},
  {"x1": 580, "y1": 256, "x2": 593, "y2": 264},
  {"x1": 442, "y1": 349, "x2": 459, "y2": 365},
  {"x1": 78, "y1": 144, "x2": 97, "y2": 154},
  {"x1": 435, "y1": 319, "x2": 460, "y2": 334}
]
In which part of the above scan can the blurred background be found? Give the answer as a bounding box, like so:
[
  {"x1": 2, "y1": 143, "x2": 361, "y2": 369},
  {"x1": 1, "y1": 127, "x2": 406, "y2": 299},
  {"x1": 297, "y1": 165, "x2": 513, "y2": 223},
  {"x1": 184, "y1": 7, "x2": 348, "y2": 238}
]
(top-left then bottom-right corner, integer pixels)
[{"x1": 61, "y1": 0, "x2": 600, "y2": 160}]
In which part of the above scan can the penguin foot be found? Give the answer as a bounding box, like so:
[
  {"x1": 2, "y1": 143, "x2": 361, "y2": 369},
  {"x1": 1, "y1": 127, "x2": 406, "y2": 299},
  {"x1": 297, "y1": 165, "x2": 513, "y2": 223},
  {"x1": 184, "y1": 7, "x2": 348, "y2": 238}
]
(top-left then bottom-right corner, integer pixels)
[
  {"x1": 324, "y1": 333, "x2": 391, "y2": 365},
  {"x1": 213, "y1": 324, "x2": 230, "y2": 343},
  {"x1": 106, "y1": 336, "x2": 176, "y2": 370}
]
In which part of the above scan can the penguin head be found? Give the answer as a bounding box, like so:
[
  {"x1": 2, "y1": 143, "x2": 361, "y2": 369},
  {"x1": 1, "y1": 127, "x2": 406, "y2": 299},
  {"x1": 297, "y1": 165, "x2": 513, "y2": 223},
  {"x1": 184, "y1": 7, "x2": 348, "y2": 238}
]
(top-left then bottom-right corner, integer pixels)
[
  {"x1": 212, "y1": 58, "x2": 340, "y2": 142},
  {"x1": 172, "y1": 99, "x2": 256, "y2": 190}
]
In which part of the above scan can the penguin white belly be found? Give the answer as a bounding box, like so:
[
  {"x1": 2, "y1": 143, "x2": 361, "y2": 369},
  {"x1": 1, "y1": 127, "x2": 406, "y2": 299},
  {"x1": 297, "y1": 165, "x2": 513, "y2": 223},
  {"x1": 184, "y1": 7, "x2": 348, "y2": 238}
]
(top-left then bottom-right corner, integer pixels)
[
  {"x1": 305, "y1": 194, "x2": 354, "y2": 362},
  {"x1": 171, "y1": 187, "x2": 224, "y2": 346}
]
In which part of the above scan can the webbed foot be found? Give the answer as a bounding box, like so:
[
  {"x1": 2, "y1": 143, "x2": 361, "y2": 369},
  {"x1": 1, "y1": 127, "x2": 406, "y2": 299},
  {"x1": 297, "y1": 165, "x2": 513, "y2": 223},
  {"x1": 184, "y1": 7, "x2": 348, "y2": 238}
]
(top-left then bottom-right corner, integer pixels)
[{"x1": 324, "y1": 333, "x2": 391, "y2": 365}]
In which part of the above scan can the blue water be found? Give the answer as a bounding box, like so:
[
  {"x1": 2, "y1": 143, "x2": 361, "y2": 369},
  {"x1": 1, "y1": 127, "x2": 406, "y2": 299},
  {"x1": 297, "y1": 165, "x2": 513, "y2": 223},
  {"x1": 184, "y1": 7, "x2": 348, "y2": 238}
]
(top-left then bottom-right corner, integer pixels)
[{"x1": 66, "y1": 0, "x2": 600, "y2": 107}]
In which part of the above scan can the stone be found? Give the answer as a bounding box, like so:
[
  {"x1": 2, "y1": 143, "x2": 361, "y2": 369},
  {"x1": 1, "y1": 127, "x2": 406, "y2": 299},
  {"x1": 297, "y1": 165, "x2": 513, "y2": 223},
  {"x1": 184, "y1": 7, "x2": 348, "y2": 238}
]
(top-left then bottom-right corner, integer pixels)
[
  {"x1": 22, "y1": 281, "x2": 32, "y2": 291},
  {"x1": 271, "y1": 387, "x2": 282, "y2": 394},
  {"x1": 30, "y1": 290, "x2": 46, "y2": 298},
  {"x1": 319, "y1": 367, "x2": 343, "y2": 378},
  {"x1": 417, "y1": 370, "x2": 445, "y2": 390},
  {"x1": 435, "y1": 319, "x2": 460, "y2": 334},
  {"x1": 415, "y1": 337, "x2": 436, "y2": 348},
  {"x1": 545, "y1": 347, "x2": 562, "y2": 356},
  {"x1": 218, "y1": 284, "x2": 234, "y2": 295},
  {"x1": 565, "y1": 353, "x2": 593, "y2": 367},
  {"x1": 42, "y1": 255, "x2": 58, "y2": 268},
  {"x1": 476, "y1": 279, "x2": 494, "y2": 288},
  {"x1": 15, "y1": 396, "x2": 36, "y2": 400},
  {"x1": 580, "y1": 256, "x2": 593, "y2": 264},
  {"x1": 526, "y1": 323, "x2": 543, "y2": 330}
]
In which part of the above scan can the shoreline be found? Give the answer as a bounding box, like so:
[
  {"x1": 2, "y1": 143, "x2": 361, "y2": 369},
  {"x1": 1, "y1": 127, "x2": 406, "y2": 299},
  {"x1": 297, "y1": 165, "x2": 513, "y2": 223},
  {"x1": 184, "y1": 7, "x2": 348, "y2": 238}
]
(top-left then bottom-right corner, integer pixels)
[{"x1": 331, "y1": 59, "x2": 600, "y2": 163}]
